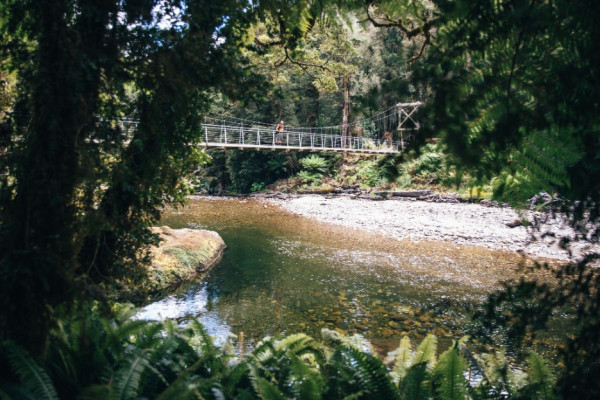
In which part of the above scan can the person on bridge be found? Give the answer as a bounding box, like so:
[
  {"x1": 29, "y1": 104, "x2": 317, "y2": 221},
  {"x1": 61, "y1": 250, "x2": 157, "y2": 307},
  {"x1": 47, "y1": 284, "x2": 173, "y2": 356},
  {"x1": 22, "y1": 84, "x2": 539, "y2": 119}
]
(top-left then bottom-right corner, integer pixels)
[{"x1": 275, "y1": 120, "x2": 285, "y2": 144}]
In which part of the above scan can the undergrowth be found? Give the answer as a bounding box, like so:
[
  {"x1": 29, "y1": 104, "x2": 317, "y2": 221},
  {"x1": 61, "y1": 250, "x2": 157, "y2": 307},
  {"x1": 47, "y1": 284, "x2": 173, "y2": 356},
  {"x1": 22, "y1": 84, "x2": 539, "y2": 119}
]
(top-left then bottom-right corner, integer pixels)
[{"x1": 0, "y1": 307, "x2": 558, "y2": 400}]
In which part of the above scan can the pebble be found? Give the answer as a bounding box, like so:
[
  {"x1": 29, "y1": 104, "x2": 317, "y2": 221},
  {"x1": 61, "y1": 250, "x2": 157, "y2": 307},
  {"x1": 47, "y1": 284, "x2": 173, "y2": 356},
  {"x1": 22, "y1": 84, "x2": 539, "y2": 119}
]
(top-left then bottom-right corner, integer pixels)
[{"x1": 265, "y1": 194, "x2": 597, "y2": 261}]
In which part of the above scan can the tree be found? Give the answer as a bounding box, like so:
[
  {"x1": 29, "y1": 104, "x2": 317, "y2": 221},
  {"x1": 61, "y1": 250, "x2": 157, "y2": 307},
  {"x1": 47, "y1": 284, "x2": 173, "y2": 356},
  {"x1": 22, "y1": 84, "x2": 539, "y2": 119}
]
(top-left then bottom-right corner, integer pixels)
[
  {"x1": 0, "y1": 0, "x2": 318, "y2": 353},
  {"x1": 424, "y1": 1, "x2": 600, "y2": 397}
]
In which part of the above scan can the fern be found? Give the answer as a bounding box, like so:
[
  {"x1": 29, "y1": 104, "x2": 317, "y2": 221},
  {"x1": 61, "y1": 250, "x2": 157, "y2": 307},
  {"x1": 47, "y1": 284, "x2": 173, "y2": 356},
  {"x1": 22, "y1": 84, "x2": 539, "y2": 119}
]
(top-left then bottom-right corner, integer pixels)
[
  {"x1": 413, "y1": 334, "x2": 438, "y2": 370},
  {"x1": 495, "y1": 126, "x2": 584, "y2": 203},
  {"x1": 113, "y1": 350, "x2": 152, "y2": 400},
  {"x1": 387, "y1": 336, "x2": 414, "y2": 386},
  {"x1": 525, "y1": 352, "x2": 557, "y2": 400},
  {"x1": 300, "y1": 155, "x2": 328, "y2": 174},
  {"x1": 335, "y1": 345, "x2": 400, "y2": 400},
  {"x1": 253, "y1": 376, "x2": 287, "y2": 400},
  {"x1": 433, "y1": 343, "x2": 469, "y2": 400},
  {"x1": 3, "y1": 342, "x2": 59, "y2": 400},
  {"x1": 471, "y1": 348, "x2": 527, "y2": 397},
  {"x1": 401, "y1": 362, "x2": 431, "y2": 400},
  {"x1": 287, "y1": 355, "x2": 322, "y2": 400}
]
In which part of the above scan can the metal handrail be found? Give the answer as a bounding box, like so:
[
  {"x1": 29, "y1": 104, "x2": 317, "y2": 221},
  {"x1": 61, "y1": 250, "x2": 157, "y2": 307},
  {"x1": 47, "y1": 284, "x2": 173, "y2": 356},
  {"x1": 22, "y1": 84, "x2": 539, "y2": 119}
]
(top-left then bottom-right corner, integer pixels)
[{"x1": 200, "y1": 124, "x2": 400, "y2": 153}]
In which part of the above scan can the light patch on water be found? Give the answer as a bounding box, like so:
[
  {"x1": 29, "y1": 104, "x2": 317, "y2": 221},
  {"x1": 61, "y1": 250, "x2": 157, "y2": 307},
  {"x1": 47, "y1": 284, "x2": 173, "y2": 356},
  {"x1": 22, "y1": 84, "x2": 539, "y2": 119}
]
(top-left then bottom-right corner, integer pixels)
[{"x1": 135, "y1": 284, "x2": 233, "y2": 345}]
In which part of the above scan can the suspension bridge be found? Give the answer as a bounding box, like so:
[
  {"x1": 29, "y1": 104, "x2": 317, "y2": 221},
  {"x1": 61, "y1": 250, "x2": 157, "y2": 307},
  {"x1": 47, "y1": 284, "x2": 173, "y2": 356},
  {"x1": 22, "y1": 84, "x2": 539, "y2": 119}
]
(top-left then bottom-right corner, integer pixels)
[
  {"x1": 200, "y1": 102, "x2": 421, "y2": 154},
  {"x1": 119, "y1": 102, "x2": 421, "y2": 154}
]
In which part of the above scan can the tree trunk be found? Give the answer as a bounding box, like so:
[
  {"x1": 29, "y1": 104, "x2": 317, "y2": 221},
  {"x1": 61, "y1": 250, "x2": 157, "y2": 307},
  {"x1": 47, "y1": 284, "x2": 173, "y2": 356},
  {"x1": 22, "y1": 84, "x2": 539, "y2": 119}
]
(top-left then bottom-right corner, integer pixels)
[{"x1": 341, "y1": 74, "x2": 350, "y2": 147}]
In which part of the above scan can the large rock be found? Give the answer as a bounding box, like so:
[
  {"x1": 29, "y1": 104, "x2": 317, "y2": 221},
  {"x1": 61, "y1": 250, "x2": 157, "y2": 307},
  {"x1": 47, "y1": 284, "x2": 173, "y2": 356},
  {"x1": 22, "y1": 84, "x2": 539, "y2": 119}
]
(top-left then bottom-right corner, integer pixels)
[
  {"x1": 151, "y1": 226, "x2": 226, "y2": 272},
  {"x1": 126, "y1": 226, "x2": 226, "y2": 302}
]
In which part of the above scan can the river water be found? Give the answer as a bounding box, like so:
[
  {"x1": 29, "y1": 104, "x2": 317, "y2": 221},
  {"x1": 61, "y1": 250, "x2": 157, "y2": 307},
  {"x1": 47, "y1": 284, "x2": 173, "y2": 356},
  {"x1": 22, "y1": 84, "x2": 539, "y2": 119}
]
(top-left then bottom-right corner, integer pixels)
[{"x1": 137, "y1": 197, "x2": 543, "y2": 353}]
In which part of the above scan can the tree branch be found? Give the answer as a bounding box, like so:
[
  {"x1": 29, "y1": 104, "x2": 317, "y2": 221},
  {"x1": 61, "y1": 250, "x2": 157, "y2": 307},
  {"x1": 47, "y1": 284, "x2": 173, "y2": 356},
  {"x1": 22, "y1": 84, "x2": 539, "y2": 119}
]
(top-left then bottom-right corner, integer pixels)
[{"x1": 364, "y1": 3, "x2": 437, "y2": 63}]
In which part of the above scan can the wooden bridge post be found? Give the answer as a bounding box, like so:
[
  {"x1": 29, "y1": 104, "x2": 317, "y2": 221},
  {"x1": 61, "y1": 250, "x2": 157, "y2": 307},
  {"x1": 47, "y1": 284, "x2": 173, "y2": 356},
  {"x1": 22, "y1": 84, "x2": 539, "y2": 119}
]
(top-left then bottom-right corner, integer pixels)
[{"x1": 396, "y1": 101, "x2": 422, "y2": 150}]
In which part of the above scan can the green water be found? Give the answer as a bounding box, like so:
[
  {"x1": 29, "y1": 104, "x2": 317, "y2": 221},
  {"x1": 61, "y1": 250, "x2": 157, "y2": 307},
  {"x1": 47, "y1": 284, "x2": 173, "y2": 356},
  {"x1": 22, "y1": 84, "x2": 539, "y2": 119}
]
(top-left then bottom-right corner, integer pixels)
[{"x1": 137, "y1": 197, "x2": 538, "y2": 352}]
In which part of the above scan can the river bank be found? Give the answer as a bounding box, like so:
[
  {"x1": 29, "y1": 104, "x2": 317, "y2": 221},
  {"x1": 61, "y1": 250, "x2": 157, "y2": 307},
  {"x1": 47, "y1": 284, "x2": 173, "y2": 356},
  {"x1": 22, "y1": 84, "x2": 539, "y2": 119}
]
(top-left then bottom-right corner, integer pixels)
[{"x1": 258, "y1": 193, "x2": 596, "y2": 261}]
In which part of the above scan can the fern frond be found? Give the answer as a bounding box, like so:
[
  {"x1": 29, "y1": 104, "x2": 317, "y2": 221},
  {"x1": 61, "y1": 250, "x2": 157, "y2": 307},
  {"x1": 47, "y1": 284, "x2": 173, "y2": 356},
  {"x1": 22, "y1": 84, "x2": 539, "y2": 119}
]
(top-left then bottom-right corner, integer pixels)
[
  {"x1": 155, "y1": 356, "x2": 211, "y2": 400},
  {"x1": 413, "y1": 334, "x2": 437, "y2": 370},
  {"x1": 275, "y1": 333, "x2": 315, "y2": 354},
  {"x1": 113, "y1": 350, "x2": 151, "y2": 400},
  {"x1": 251, "y1": 338, "x2": 277, "y2": 364},
  {"x1": 4, "y1": 342, "x2": 59, "y2": 400},
  {"x1": 387, "y1": 336, "x2": 413, "y2": 386},
  {"x1": 526, "y1": 352, "x2": 556, "y2": 400},
  {"x1": 287, "y1": 354, "x2": 322, "y2": 400},
  {"x1": 400, "y1": 362, "x2": 431, "y2": 400},
  {"x1": 434, "y1": 343, "x2": 469, "y2": 400},
  {"x1": 187, "y1": 319, "x2": 215, "y2": 355},
  {"x1": 336, "y1": 345, "x2": 400, "y2": 400},
  {"x1": 253, "y1": 376, "x2": 287, "y2": 400}
]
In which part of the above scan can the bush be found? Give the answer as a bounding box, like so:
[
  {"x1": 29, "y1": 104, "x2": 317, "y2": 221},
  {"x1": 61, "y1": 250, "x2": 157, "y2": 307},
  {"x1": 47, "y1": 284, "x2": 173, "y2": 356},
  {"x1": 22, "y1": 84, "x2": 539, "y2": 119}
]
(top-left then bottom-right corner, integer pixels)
[
  {"x1": 356, "y1": 160, "x2": 383, "y2": 187},
  {"x1": 299, "y1": 154, "x2": 328, "y2": 174},
  {"x1": 225, "y1": 150, "x2": 295, "y2": 193},
  {"x1": 0, "y1": 311, "x2": 559, "y2": 400},
  {"x1": 297, "y1": 170, "x2": 322, "y2": 185},
  {"x1": 401, "y1": 144, "x2": 457, "y2": 187}
]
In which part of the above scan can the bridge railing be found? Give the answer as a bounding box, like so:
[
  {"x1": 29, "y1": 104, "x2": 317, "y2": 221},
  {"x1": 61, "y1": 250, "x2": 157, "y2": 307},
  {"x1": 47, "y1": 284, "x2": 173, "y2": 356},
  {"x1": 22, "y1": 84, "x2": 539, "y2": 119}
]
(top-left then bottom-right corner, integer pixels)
[{"x1": 201, "y1": 124, "x2": 400, "y2": 153}]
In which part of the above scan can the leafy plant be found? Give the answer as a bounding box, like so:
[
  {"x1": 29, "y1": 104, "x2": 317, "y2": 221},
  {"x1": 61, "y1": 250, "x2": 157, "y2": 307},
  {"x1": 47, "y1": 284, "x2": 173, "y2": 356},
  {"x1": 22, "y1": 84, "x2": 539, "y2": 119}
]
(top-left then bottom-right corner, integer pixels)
[
  {"x1": 250, "y1": 182, "x2": 266, "y2": 192},
  {"x1": 297, "y1": 170, "x2": 322, "y2": 185},
  {"x1": 0, "y1": 313, "x2": 563, "y2": 400},
  {"x1": 356, "y1": 159, "x2": 383, "y2": 187},
  {"x1": 299, "y1": 155, "x2": 328, "y2": 175}
]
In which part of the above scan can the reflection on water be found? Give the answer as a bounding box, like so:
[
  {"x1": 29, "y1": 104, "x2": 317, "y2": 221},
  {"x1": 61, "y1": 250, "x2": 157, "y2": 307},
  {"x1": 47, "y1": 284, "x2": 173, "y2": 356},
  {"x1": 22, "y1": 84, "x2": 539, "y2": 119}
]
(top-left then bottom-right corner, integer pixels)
[{"x1": 137, "y1": 197, "x2": 542, "y2": 352}]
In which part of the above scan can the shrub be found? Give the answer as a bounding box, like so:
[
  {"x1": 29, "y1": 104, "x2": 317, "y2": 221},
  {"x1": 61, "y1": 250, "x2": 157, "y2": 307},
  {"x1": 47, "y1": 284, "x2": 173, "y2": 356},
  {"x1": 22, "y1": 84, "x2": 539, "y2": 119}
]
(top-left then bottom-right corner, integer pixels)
[
  {"x1": 356, "y1": 160, "x2": 383, "y2": 187},
  {"x1": 297, "y1": 170, "x2": 322, "y2": 185},
  {"x1": 299, "y1": 154, "x2": 328, "y2": 174},
  {"x1": 0, "y1": 314, "x2": 559, "y2": 400}
]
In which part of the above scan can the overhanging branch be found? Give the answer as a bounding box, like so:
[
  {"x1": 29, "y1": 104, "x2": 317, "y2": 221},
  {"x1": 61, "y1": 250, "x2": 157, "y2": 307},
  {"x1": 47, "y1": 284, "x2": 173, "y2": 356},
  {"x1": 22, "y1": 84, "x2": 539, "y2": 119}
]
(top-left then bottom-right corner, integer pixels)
[{"x1": 364, "y1": 3, "x2": 437, "y2": 63}]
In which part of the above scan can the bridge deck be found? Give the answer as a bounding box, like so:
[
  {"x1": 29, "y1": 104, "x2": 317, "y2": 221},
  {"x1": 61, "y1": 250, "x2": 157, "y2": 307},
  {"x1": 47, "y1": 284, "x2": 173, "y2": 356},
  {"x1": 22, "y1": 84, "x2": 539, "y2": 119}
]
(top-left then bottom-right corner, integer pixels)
[{"x1": 201, "y1": 124, "x2": 401, "y2": 154}]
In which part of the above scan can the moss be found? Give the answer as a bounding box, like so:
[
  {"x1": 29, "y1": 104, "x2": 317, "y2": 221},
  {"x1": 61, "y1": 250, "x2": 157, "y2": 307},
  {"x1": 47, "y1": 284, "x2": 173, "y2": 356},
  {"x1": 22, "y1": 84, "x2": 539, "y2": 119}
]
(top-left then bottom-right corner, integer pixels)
[{"x1": 117, "y1": 227, "x2": 226, "y2": 303}]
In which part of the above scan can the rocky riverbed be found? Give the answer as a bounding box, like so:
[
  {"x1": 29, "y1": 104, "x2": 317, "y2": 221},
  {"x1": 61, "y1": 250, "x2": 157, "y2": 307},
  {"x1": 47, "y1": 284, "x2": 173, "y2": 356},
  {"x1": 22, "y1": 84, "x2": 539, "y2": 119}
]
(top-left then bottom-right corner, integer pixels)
[{"x1": 262, "y1": 194, "x2": 597, "y2": 261}]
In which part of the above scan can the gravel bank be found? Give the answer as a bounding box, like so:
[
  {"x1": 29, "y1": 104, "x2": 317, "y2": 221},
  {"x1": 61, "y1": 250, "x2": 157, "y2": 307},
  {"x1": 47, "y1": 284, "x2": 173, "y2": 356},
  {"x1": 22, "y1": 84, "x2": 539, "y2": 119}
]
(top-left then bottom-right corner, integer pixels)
[{"x1": 264, "y1": 194, "x2": 596, "y2": 261}]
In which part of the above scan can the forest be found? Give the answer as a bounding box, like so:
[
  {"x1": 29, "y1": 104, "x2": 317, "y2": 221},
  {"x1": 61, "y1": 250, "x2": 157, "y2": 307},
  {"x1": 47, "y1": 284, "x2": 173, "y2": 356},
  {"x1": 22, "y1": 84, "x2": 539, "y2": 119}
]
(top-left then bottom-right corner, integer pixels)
[{"x1": 0, "y1": 0, "x2": 599, "y2": 399}]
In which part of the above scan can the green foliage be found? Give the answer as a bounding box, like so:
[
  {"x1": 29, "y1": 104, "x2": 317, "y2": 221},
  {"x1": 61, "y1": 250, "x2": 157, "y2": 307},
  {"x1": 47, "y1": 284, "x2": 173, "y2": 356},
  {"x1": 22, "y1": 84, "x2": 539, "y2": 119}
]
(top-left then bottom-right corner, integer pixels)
[
  {"x1": 473, "y1": 257, "x2": 600, "y2": 399},
  {"x1": 226, "y1": 150, "x2": 295, "y2": 193},
  {"x1": 296, "y1": 154, "x2": 328, "y2": 185},
  {"x1": 433, "y1": 342, "x2": 469, "y2": 400},
  {"x1": 524, "y1": 352, "x2": 557, "y2": 400},
  {"x1": 197, "y1": 149, "x2": 231, "y2": 194},
  {"x1": 299, "y1": 155, "x2": 328, "y2": 174},
  {"x1": 491, "y1": 127, "x2": 583, "y2": 203},
  {"x1": 426, "y1": 0, "x2": 600, "y2": 219},
  {"x1": 471, "y1": 349, "x2": 527, "y2": 398},
  {"x1": 0, "y1": 314, "x2": 567, "y2": 400},
  {"x1": 164, "y1": 248, "x2": 207, "y2": 272},
  {"x1": 376, "y1": 154, "x2": 402, "y2": 182},
  {"x1": 413, "y1": 334, "x2": 438, "y2": 369},
  {"x1": 297, "y1": 170, "x2": 323, "y2": 185},
  {"x1": 398, "y1": 143, "x2": 457, "y2": 187},
  {"x1": 2, "y1": 341, "x2": 59, "y2": 400},
  {"x1": 387, "y1": 336, "x2": 413, "y2": 385},
  {"x1": 356, "y1": 159, "x2": 384, "y2": 187}
]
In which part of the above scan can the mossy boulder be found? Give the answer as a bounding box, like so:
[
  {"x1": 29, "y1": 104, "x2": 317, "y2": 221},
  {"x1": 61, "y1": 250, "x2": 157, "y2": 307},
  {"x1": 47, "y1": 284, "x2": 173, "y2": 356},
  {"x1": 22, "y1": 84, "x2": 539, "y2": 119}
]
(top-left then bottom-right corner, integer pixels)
[
  {"x1": 149, "y1": 226, "x2": 226, "y2": 287},
  {"x1": 122, "y1": 226, "x2": 226, "y2": 303}
]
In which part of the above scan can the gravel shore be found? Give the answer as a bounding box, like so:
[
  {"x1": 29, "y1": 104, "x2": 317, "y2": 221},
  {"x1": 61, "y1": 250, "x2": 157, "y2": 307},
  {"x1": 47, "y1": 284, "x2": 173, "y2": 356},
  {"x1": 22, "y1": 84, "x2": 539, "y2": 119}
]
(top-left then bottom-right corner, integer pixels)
[{"x1": 264, "y1": 194, "x2": 596, "y2": 261}]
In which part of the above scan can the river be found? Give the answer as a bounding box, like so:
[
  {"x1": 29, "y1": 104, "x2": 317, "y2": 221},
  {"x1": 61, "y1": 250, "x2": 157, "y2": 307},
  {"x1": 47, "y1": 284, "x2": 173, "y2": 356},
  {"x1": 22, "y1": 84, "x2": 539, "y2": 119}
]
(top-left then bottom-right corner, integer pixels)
[{"x1": 137, "y1": 197, "x2": 546, "y2": 353}]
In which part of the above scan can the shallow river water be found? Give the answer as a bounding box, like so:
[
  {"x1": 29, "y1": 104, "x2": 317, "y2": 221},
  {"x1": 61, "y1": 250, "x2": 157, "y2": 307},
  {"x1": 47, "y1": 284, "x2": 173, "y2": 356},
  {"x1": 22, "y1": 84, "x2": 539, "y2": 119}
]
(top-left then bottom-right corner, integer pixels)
[{"x1": 137, "y1": 197, "x2": 545, "y2": 353}]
